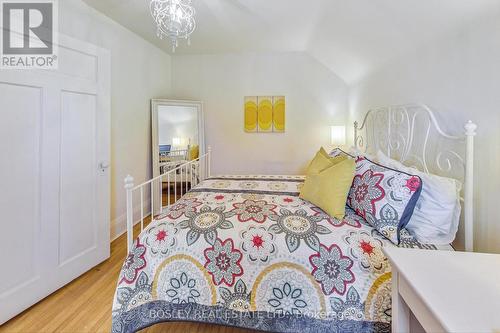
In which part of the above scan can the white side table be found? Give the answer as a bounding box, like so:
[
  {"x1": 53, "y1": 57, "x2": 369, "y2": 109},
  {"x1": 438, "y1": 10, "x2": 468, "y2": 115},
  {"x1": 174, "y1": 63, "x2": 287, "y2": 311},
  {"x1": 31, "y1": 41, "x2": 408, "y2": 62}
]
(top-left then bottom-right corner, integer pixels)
[{"x1": 384, "y1": 247, "x2": 500, "y2": 333}]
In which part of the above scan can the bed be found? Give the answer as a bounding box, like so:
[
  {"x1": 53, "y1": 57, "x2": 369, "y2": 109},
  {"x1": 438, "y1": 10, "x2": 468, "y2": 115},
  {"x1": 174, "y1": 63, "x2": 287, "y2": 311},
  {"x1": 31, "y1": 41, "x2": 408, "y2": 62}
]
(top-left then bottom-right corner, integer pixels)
[
  {"x1": 113, "y1": 104, "x2": 476, "y2": 333},
  {"x1": 159, "y1": 148, "x2": 188, "y2": 175}
]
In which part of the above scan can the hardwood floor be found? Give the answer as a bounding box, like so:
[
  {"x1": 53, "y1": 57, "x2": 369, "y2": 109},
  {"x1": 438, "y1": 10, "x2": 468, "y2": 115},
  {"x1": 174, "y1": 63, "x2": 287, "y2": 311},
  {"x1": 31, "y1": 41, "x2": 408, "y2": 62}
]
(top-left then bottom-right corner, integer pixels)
[{"x1": 0, "y1": 210, "x2": 255, "y2": 333}]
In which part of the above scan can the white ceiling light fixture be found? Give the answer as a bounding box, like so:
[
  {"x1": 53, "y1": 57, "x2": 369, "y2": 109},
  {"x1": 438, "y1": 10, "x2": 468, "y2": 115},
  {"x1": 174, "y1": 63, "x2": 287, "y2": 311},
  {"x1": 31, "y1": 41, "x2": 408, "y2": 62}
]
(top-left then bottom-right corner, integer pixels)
[{"x1": 149, "y1": 0, "x2": 196, "y2": 52}]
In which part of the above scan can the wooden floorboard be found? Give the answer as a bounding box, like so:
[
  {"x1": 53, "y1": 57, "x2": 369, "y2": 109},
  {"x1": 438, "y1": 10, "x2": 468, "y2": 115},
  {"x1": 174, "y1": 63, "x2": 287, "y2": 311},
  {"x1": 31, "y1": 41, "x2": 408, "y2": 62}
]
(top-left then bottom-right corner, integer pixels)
[{"x1": 0, "y1": 210, "x2": 255, "y2": 333}]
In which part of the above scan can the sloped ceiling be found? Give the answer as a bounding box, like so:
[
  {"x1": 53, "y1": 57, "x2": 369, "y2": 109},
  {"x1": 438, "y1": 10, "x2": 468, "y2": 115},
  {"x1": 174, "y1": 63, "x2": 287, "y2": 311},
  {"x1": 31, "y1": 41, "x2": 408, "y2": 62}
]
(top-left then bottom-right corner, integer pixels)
[{"x1": 83, "y1": 0, "x2": 499, "y2": 83}]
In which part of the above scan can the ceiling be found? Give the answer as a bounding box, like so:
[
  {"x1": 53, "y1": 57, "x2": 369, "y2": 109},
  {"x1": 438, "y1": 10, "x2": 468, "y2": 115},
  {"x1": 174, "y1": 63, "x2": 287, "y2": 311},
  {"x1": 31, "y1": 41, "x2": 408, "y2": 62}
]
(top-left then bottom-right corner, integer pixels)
[{"x1": 83, "y1": 0, "x2": 499, "y2": 83}]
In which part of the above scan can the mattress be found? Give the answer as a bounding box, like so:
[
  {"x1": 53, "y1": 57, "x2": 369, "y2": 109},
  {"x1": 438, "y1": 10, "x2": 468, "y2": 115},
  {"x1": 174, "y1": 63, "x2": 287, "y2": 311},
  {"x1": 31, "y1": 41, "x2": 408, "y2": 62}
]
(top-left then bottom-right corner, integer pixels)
[{"x1": 112, "y1": 175, "x2": 448, "y2": 333}]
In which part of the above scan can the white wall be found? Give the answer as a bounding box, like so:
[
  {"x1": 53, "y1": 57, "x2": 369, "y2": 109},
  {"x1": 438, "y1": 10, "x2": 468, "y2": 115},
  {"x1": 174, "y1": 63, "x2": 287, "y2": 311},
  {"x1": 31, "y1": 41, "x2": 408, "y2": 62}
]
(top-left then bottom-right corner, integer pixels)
[
  {"x1": 59, "y1": 0, "x2": 172, "y2": 239},
  {"x1": 171, "y1": 52, "x2": 349, "y2": 175},
  {"x1": 349, "y1": 9, "x2": 500, "y2": 253}
]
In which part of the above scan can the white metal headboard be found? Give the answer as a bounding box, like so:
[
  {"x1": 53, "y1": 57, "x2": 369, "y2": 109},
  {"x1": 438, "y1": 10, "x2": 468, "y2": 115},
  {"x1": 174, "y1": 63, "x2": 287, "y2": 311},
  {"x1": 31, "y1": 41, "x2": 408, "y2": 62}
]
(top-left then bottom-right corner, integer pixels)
[{"x1": 353, "y1": 104, "x2": 476, "y2": 251}]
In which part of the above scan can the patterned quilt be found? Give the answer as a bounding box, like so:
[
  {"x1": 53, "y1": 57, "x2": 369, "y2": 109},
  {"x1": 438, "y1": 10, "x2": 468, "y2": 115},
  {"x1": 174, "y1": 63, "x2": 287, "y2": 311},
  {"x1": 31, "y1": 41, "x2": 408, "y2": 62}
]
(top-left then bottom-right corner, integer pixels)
[{"x1": 112, "y1": 176, "x2": 439, "y2": 333}]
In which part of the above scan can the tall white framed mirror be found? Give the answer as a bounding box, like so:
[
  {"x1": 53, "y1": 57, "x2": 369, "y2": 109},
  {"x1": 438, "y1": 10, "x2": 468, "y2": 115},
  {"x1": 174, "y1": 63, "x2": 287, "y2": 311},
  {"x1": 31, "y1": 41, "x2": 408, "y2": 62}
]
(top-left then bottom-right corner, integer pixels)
[{"x1": 151, "y1": 99, "x2": 204, "y2": 213}]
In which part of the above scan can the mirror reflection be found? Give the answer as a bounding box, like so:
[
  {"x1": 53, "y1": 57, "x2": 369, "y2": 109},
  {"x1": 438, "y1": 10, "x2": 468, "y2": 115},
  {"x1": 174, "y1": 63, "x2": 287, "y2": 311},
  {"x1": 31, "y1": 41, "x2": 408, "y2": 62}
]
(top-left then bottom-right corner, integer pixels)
[
  {"x1": 151, "y1": 100, "x2": 204, "y2": 210},
  {"x1": 157, "y1": 104, "x2": 200, "y2": 175}
]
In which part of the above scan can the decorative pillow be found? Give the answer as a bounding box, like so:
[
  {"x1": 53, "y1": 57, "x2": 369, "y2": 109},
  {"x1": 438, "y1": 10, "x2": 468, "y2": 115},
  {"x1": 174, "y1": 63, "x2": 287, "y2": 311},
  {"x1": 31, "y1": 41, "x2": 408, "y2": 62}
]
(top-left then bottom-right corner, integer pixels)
[
  {"x1": 329, "y1": 147, "x2": 352, "y2": 158},
  {"x1": 329, "y1": 147, "x2": 377, "y2": 161},
  {"x1": 347, "y1": 156, "x2": 423, "y2": 244},
  {"x1": 306, "y1": 147, "x2": 347, "y2": 175},
  {"x1": 300, "y1": 157, "x2": 356, "y2": 219},
  {"x1": 189, "y1": 145, "x2": 199, "y2": 160},
  {"x1": 376, "y1": 151, "x2": 461, "y2": 245}
]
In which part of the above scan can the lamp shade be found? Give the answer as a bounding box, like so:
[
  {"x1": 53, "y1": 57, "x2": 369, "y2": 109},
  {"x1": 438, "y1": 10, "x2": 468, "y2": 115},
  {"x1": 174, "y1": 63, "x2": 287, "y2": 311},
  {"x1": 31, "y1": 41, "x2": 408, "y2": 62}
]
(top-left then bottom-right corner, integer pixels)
[{"x1": 330, "y1": 126, "x2": 346, "y2": 146}]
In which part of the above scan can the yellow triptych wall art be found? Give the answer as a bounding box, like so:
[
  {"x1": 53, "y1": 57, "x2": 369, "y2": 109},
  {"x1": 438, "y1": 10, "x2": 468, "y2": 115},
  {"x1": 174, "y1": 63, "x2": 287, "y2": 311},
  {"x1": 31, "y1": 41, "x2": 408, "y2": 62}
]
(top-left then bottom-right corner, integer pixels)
[{"x1": 244, "y1": 96, "x2": 285, "y2": 133}]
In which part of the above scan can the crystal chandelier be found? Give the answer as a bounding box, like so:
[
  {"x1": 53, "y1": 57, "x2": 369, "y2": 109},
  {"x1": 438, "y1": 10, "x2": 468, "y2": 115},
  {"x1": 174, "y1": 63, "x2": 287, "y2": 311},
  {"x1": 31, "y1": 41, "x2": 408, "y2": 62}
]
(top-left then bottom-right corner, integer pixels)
[{"x1": 150, "y1": 0, "x2": 196, "y2": 52}]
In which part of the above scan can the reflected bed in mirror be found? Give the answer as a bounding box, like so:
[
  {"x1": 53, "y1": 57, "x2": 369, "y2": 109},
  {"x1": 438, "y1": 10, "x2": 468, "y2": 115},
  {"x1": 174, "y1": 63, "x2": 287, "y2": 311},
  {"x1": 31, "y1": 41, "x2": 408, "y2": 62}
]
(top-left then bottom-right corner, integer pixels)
[{"x1": 151, "y1": 99, "x2": 205, "y2": 211}]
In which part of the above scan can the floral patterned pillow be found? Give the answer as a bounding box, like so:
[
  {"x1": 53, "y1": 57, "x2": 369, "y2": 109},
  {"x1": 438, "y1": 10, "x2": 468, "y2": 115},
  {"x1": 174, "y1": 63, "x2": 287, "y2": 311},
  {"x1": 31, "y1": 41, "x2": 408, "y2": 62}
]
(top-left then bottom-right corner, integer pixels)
[{"x1": 347, "y1": 157, "x2": 423, "y2": 244}]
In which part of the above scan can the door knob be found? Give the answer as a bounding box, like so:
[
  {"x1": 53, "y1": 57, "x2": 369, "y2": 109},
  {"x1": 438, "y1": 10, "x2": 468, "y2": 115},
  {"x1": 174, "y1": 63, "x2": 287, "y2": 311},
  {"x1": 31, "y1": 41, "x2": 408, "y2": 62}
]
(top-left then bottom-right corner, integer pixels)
[{"x1": 99, "y1": 162, "x2": 110, "y2": 171}]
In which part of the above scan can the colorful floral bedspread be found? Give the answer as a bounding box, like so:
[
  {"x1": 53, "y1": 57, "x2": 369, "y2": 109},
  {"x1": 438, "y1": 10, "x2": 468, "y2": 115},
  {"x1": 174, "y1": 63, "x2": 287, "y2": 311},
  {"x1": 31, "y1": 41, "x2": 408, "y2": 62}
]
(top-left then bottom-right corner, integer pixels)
[{"x1": 112, "y1": 176, "x2": 438, "y2": 333}]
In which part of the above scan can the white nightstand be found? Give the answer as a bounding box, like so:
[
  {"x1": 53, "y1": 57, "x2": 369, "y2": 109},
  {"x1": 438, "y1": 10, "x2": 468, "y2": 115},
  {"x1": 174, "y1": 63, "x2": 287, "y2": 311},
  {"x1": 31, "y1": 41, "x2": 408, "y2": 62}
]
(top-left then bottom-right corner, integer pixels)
[{"x1": 384, "y1": 247, "x2": 500, "y2": 333}]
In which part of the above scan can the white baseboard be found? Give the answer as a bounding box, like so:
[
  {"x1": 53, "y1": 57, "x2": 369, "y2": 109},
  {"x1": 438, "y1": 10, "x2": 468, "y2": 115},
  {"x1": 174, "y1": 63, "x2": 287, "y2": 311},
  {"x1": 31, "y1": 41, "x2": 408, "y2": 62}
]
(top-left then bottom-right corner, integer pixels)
[{"x1": 110, "y1": 199, "x2": 152, "y2": 242}]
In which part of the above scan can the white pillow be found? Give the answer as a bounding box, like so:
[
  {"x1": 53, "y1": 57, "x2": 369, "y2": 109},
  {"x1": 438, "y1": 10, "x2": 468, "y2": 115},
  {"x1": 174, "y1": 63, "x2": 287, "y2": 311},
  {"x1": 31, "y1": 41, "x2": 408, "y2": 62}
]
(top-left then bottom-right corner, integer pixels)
[
  {"x1": 350, "y1": 148, "x2": 377, "y2": 161},
  {"x1": 376, "y1": 151, "x2": 462, "y2": 245}
]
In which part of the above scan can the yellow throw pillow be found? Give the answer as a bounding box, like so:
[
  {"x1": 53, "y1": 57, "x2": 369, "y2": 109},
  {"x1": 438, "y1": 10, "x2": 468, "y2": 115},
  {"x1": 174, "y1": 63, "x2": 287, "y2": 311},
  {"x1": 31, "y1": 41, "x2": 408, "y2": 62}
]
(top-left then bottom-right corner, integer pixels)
[
  {"x1": 306, "y1": 147, "x2": 347, "y2": 175},
  {"x1": 300, "y1": 158, "x2": 355, "y2": 219},
  {"x1": 189, "y1": 145, "x2": 199, "y2": 160}
]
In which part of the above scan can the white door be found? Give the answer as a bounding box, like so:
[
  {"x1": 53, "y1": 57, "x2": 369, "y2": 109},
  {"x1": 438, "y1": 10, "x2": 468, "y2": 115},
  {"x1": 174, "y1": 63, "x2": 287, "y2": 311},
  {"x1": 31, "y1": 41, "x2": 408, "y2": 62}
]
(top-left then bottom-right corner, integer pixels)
[{"x1": 0, "y1": 34, "x2": 110, "y2": 324}]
